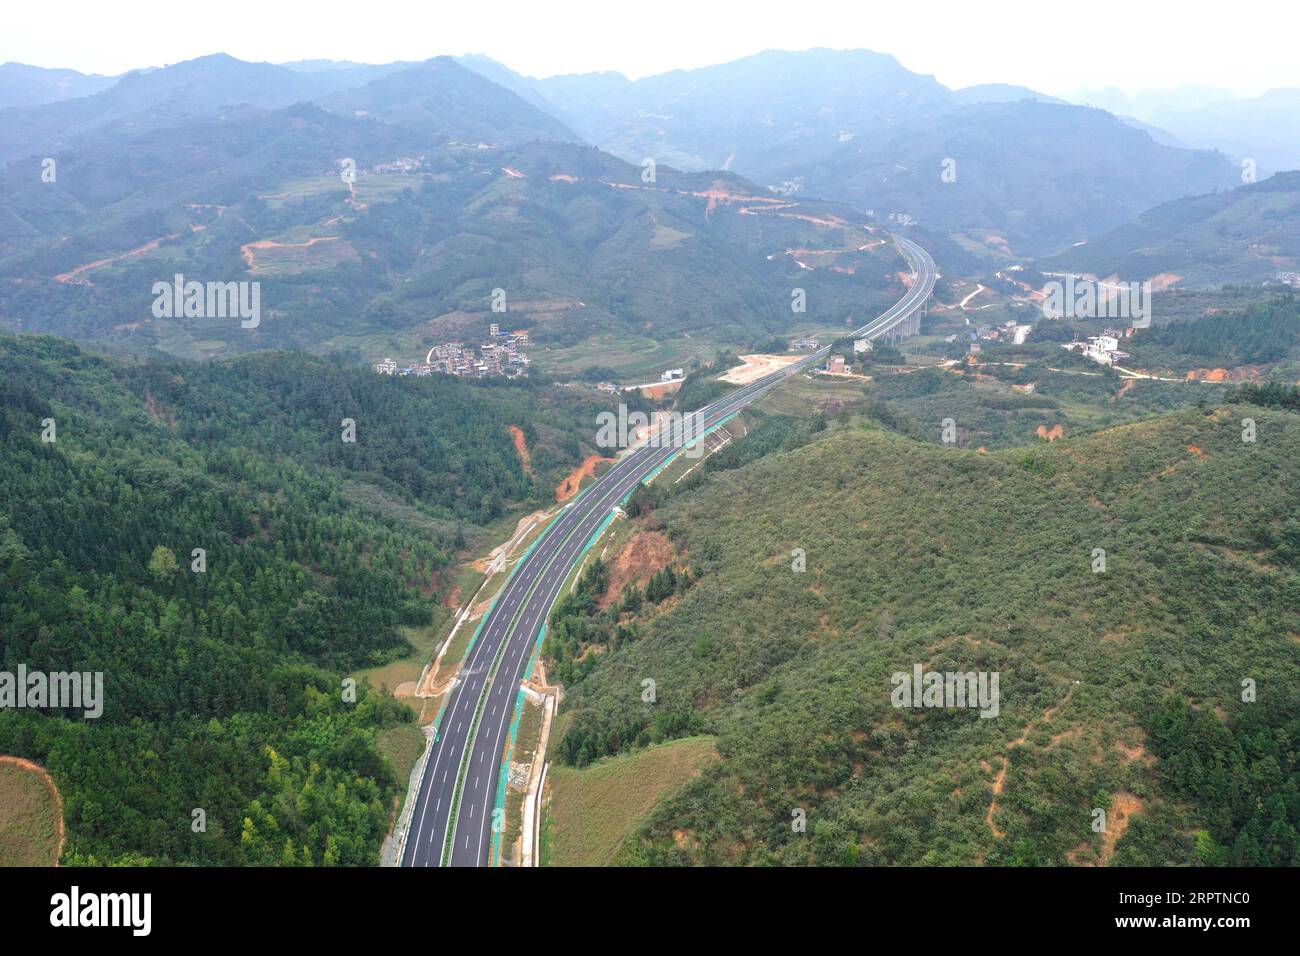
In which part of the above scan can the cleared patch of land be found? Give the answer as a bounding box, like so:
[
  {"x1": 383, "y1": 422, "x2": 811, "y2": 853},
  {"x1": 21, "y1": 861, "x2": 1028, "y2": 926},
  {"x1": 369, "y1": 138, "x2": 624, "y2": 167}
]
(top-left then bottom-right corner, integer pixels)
[
  {"x1": 756, "y1": 370, "x2": 868, "y2": 417},
  {"x1": 720, "y1": 353, "x2": 801, "y2": 385},
  {"x1": 0, "y1": 756, "x2": 64, "y2": 866},
  {"x1": 545, "y1": 736, "x2": 718, "y2": 866},
  {"x1": 599, "y1": 529, "x2": 675, "y2": 609},
  {"x1": 352, "y1": 622, "x2": 442, "y2": 709},
  {"x1": 240, "y1": 235, "x2": 357, "y2": 274},
  {"x1": 377, "y1": 724, "x2": 428, "y2": 785}
]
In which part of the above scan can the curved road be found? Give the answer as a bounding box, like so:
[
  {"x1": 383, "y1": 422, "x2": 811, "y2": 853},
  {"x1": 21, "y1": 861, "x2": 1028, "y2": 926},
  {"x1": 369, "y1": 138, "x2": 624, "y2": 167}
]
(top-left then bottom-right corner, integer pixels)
[{"x1": 401, "y1": 234, "x2": 936, "y2": 867}]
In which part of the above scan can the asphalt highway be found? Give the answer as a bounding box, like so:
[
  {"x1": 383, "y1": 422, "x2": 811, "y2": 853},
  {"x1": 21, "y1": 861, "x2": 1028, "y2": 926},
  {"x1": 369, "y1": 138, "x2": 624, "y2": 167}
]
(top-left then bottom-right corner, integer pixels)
[{"x1": 400, "y1": 234, "x2": 935, "y2": 867}]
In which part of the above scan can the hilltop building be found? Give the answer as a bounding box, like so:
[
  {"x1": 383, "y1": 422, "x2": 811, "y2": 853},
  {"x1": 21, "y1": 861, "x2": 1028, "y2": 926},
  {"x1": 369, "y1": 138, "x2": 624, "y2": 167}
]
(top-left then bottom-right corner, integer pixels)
[{"x1": 1062, "y1": 329, "x2": 1131, "y2": 367}]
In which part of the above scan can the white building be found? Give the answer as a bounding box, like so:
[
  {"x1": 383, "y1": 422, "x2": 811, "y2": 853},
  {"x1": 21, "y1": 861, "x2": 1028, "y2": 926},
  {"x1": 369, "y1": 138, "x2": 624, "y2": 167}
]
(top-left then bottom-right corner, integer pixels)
[
  {"x1": 1063, "y1": 335, "x2": 1131, "y2": 367},
  {"x1": 375, "y1": 358, "x2": 397, "y2": 375}
]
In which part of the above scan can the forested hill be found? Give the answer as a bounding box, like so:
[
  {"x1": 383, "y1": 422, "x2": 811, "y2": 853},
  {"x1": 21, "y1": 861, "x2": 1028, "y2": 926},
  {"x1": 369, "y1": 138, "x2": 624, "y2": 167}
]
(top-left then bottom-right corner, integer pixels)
[
  {"x1": 0, "y1": 335, "x2": 595, "y2": 864},
  {"x1": 1037, "y1": 171, "x2": 1300, "y2": 287},
  {"x1": 548, "y1": 401, "x2": 1300, "y2": 865}
]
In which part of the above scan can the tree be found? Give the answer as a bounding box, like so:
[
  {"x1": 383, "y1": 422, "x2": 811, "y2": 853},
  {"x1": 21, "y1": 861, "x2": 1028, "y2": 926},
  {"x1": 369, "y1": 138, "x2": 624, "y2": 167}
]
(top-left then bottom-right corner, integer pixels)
[{"x1": 147, "y1": 546, "x2": 179, "y2": 583}]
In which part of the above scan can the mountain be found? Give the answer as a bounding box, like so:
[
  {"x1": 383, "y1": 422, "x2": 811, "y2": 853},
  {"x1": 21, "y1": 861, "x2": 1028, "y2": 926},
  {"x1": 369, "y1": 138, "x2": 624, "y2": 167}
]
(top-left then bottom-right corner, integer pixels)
[
  {"x1": 1151, "y1": 89, "x2": 1300, "y2": 175},
  {"x1": 1067, "y1": 86, "x2": 1300, "y2": 173},
  {"x1": 790, "y1": 99, "x2": 1235, "y2": 261},
  {"x1": 1068, "y1": 85, "x2": 1236, "y2": 122},
  {"x1": 280, "y1": 58, "x2": 417, "y2": 74},
  {"x1": 0, "y1": 53, "x2": 382, "y2": 163},
  {"x1": 0, "y1": 62, "x2": 119, "y2": 109},
  {"x1": 544, "y1": 397, "x2": 1300, "y2": 865},
  {"x1": 1115, "y1": 115, "x2": 1189, "y2": 149},
  {"x1": 0, "y1": 122, "x2": 911, "y2": 367},
  {"x1": 953, "y1": 83, "x2": 1063, "y2": 105},
  {"x1": 0, "y1": 54, "x2": 568, "y2": 166},
  {"x1": 453, "y1": 54, "x2": 559, "y2": 115},
  {"x1": 532, "y1": 48, "x2": 954, "y2": 175},
  {"x1": 1038, "y1": 170, "x2": 1300, "y2": 287},
  {"x1": 516, "y1": 49, "x2": 1239, "y2": 258},
  {"x1": 321, "y1": 57, "x2": 579, "y2": 144},
  {"x1": 0, "y1": 102, "x2": 426, "y2": 259},
  {"x1": 0, "y1": 56, "x2": 578, "y2": 254}
]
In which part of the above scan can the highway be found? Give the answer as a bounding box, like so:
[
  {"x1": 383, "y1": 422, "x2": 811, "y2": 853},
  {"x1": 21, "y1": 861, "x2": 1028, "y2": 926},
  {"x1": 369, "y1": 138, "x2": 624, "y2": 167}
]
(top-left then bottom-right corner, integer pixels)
[{"x1": 400, "y1": 234, "x2": 936, "y2": 867}]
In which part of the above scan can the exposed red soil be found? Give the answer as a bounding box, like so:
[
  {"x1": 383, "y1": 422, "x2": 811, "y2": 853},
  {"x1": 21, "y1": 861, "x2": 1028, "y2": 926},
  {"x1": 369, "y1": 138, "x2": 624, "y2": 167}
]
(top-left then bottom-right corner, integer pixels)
[
  {"x1": 1068, "y1": 793, "x2": 1143, "y2": 866},
  {"x1": 1185, "y1": 366, "x2": 1266, "y2": 383},
  {"x1": 987, "y1": 685, "x2": 1076, "y2": 839},
  {"x1": 240, "y1": 235, "x2": 343, "y2": 271},
  {"x1": 600, "y1": 530, "x2": 675, "y2": 609},
  {"x1": 55, "y1": 234, "x2": 180, "y2": 285},
  {"x1": 556, "y1": 455, "x2": 614, "y2": 502},
  {"x1": 509, "y1": 425, "x2": 533, "y2": 475},
  {"x1": 634, "y1": 382, "x2": 681, "y2": 401}
]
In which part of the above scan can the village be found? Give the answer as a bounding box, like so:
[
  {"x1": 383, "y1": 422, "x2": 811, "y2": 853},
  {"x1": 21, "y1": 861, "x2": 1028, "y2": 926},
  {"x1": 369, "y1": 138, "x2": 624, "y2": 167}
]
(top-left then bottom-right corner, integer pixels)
[{"x1": 374, "y1": 324, "x2": 531, "y2": 378}]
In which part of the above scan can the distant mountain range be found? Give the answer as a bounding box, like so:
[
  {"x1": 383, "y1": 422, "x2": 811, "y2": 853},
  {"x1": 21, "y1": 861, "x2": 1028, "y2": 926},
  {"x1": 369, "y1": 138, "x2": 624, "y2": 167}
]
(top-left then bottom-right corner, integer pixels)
[
  {"x1": 0, "y1": 54, "x2": 574, "y2": 165},
  {"x1": 2, "y1": 46, "x2": 1295, "y2": 362},
  {"x1": 0, "y1": 61, "x2": 120, "y2": 109},
  {"x1": 1066, "y1": 85, "x2": 1300, "y2": 175},
  {"x1": 1152, "y1": 90, "x2": 1300, "y2": 176},
  {"x1": 452, "y1": 48, "x2": 1241, "y2": 258},
  {"x1": 0, "y1": 57, "x2": 906, "y2": 364},
  {"x1": 7, "y1": 49, "x2": 1252, "y2": 261}
]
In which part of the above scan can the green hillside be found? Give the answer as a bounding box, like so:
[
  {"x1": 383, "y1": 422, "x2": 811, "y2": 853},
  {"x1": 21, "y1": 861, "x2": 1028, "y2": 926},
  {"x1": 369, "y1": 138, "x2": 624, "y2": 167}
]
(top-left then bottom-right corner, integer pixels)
[
  {"x1": 0, "y1": 334, "x2": 599, "y2": 864},
  {"x1": 1038, "y1": 171, "x2": 1300, "y2": 287},
  {"x1": 547, "y1": 400, "x2": 1300, "y2": 865},
  {"x1": 1, "y1": 133, "x2": 906, "y2": 369}
]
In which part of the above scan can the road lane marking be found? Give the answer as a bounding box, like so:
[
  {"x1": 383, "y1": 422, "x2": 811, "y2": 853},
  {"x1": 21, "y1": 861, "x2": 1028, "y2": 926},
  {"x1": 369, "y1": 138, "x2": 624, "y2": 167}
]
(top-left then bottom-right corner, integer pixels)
[{"x1": 415, "y1": 237, "x2": 935, "y2": 869}]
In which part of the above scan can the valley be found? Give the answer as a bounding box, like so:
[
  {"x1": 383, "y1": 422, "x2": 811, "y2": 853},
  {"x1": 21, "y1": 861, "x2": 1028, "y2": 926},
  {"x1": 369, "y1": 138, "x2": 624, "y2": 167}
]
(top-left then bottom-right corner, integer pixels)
[{"x1": 1, "y1": 18, "x2": 1298, "y2": 897}]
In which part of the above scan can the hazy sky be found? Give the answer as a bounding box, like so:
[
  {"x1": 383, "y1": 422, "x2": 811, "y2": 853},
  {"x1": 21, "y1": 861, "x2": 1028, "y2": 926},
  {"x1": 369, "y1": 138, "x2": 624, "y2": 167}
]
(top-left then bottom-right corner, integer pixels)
[{"x1": 4, "y1": 0, "x2": 1294, "y2": 98}]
